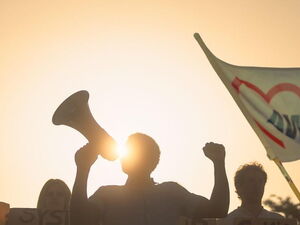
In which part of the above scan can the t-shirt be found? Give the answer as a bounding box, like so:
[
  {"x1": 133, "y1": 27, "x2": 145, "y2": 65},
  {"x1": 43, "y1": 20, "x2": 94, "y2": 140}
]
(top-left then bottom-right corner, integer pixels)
[
  {"x1": 222, "y1": 206, "x2": 283, "y2": 225},
  {"x1": 88, "y1": 181, "x2": 208, "y2": 225}
]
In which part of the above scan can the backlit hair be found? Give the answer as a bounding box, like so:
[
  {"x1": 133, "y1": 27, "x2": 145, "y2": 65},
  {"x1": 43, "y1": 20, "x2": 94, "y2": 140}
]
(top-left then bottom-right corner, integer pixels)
[
  {"x1": 37, "y1": 179, "x2": 71, "y2": 210},
  {"x1": 234, "y1": 162, "x2": 267, "y2": 191},
  {"x1": 126, "y1": 133, "x2": 161, "y2": 172}
]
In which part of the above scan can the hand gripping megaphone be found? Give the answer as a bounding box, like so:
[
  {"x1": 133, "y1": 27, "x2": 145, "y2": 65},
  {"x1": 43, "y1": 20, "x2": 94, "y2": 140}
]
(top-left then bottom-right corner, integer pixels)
[{"x1": 52, "y1": 90, "x2": 118, "y2": 161}]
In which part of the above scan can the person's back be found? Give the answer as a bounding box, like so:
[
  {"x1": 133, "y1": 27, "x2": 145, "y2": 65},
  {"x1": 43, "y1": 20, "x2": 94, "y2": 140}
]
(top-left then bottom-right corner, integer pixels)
[{"x1": 89, "y1": 181, "x2": 211, "y2": 225}]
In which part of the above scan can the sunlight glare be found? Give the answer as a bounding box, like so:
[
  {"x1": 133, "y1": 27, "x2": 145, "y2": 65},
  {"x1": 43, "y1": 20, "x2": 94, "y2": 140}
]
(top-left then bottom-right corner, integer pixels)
[{"x1": 116, "y1": 142, "x2": 128, "y2": 159}]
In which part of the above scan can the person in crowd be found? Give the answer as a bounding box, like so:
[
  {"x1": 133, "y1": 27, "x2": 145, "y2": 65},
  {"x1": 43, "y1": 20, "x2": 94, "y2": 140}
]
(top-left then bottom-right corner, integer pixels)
[
  {"x1": 223, "y1": 162, "x2": 283, "y2": 224},
  {"x1": 70, "y1": 132, "x2": 229, "y2": 225},
  {"x1": 0, "y1": 202, "x2": 9, "y2": 225},
  {"x1": 37, "y1": 179, "x2": 71, "y2": 211}
]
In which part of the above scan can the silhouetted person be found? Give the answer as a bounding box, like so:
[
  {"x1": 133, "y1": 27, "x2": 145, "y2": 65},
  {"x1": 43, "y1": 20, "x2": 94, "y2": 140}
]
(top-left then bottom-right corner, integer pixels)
[
  {"x1": 0, "y1": 202, "x2": 9, "y2": 225},
  {"x1": 223, "y1": 162, "x2": 282, "y2": 224},
  {"x1": 70, "y1": 133, "x2": 229, "y2": 225},
  {"x1": 37, "y1": 179, "x2": 71, "y2": 211}
]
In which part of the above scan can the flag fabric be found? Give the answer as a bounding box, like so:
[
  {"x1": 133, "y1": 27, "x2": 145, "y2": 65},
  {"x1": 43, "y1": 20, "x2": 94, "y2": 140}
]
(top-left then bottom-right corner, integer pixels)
[{"x1": 194, "y1": 33, "x2": 300, "y2": 162}]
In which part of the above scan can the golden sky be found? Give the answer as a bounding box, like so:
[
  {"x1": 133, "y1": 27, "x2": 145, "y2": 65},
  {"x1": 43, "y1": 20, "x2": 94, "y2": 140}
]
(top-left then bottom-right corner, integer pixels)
[{"x1": 0, "y1": 0, "x2": 300, "y2": 211}]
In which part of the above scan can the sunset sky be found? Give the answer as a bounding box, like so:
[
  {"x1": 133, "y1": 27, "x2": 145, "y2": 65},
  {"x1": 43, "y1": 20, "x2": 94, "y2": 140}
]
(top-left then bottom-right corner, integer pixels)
[{"x1": 1, "y1": 0, "x2": 300, "y2": 212}]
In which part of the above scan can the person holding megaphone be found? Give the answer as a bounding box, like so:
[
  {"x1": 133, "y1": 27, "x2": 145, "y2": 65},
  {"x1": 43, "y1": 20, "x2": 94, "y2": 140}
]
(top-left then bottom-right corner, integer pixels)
[
  {"x1": 70, "y1": 134, "x2": 229, "y2": 225},
  {"x1": 52, "y1": 91, "x2": 229, "y2": 225}
]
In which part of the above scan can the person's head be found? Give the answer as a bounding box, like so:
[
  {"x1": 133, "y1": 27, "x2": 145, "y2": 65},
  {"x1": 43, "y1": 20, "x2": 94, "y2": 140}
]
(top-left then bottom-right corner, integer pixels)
[
  {"x1": 121, "y1": 133, "x2": 160, "y2": 177},
  {"x1": 234, "y1": 162, "x2": 267, "y2": 204},
  {"x1": 37, "y1": 179, "x2": 71, "y2": 210}
]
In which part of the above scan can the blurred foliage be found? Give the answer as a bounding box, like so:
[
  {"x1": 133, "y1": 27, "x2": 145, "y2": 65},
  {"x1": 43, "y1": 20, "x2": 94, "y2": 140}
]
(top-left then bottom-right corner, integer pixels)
[{"x1": 263, "y1": 195, "x2": 300, "y2": 223}]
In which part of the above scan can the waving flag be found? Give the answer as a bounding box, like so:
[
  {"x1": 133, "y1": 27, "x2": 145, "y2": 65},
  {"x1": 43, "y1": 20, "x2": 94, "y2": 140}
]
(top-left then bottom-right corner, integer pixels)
[{"x1": 194, "y1": 33, "x2": 300, "y2": 162}]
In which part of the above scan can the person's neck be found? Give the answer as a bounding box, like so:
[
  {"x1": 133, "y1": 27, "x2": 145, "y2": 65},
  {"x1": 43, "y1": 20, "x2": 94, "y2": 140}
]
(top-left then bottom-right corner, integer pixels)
[
  {"x1": 125, "y1": 174, "x2": 154, "y2": 188},
  {"x1": 240, "y1": 201, "x2": 263, "y2": 217}
]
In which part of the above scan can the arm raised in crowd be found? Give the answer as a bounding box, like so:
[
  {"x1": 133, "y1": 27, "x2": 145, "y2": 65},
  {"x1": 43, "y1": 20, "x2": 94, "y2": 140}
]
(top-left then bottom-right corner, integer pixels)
[
  {"x1": 195, "y1": 142, "x2": 230, "y2": 219},
  {"x1": 70, "y1": 143, "x2": 99, "y2": 225}
]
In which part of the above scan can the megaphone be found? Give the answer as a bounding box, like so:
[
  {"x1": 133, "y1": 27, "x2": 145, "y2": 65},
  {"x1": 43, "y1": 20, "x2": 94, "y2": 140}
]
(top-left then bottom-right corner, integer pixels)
[{"x1": 52, "y1": 90, "x2": 118, "y2": 161}]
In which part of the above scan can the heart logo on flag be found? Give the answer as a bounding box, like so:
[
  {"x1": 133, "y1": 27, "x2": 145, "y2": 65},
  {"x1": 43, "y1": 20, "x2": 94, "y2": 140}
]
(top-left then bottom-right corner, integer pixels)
[
  {"x1": 231, "y1": 77, "x2": 300, "y2": 148},
  {"x1": 231, "y1": 77, "x2": 300, "y2": 103}
]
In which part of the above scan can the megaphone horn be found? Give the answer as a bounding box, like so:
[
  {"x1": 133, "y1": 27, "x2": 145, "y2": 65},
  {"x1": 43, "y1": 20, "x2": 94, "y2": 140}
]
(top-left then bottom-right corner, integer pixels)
[{"x1": 52, "y1": 90, "x2": 118, "y2": 161}]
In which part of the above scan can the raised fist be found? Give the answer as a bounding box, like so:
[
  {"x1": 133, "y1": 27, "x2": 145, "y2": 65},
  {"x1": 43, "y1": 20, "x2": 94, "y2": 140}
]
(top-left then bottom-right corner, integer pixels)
[{"x1": 203, "y1": 142, "x2": 225, "y2": 162}]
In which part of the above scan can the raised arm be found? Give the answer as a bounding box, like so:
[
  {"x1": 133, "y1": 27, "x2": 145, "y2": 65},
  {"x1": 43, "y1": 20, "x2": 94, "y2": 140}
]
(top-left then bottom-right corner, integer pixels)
[
  {"x1": 196, "y1": 142, "x2": 229, "y2": 218},
  {"x1": 70, "y1": 143, "x2": 99, "y2": 225}
]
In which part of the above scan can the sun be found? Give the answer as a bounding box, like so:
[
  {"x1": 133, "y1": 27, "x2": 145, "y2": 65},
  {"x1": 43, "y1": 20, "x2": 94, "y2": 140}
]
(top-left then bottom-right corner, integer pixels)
[{"x1": 116, "y1": 142, "x2": 128, "y2": 159}]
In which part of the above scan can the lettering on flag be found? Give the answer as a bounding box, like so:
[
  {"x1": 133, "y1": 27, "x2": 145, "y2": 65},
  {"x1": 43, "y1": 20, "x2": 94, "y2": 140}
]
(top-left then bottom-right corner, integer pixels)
[{"x1": 231, "y1": 77, "x2": 300, "y2": 148}]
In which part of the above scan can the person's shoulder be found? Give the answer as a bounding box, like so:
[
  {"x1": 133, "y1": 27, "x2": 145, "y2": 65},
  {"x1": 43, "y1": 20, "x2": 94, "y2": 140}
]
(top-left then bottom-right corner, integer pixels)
[
  {"x1": 95, "y1": 185, "x2": 124, "y2": 193},
  {"x1": 261, "y1": 208, "x2": 284, "y2": 219},
  {"x1": 89, "y1": 185, "x2": 124, "y2": 200},
  {"x1": 156, "y1": 181, "x2": 205, "y2": 198},
  {"x1": 221, "y1": 208, "x2": 247, "y2": 225},
  {"x1": 226, "y1": 207, "x2": 243, "y2": 218},
  {"x1": 98, "y1": 185, "x2": 123, "y2": 190},
  {"x1": 158, "y1": 181, "x2": 181, "y2": 187},
  {"x1": 156, "y1": 181, "x2": 187, "y2": 191},
  {"x1": 158, "y1": 181, "x2": 189, "y2": 188}
]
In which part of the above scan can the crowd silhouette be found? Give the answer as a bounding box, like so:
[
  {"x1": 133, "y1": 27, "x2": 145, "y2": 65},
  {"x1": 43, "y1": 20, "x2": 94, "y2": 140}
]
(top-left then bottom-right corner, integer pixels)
[
  {"x1": 1, "y1": 132, "x2": 292, "y2": 225},
  {"x1": 0, "y1": 92, "x2": 295, "y2": 225}
]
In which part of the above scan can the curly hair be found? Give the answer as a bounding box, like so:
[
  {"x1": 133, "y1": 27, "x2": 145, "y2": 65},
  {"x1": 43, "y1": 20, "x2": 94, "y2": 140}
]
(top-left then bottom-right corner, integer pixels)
[
  {"x1": 37, "y1": 179, "x2": 71, "y2": 210},
  {"x1": 234, "y1": 162, "x2": 267, "y2": 192}
]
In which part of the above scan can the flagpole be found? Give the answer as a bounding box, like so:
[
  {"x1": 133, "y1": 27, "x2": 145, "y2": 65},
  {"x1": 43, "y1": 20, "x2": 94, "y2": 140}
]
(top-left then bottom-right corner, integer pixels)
[{"x1": 273, "y1": 158, "x2": 300, "y2": 202}]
